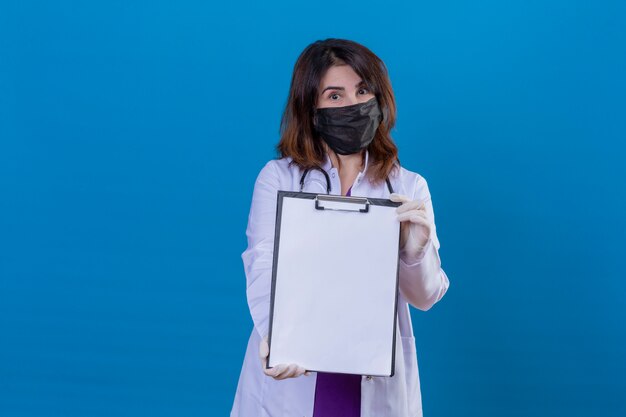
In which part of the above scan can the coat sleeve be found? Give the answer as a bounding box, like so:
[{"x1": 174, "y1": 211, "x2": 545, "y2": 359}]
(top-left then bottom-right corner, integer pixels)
[
  {"x1": 398, "y1": 174, "x2": 450, "y2": 311},
  {"x1": 241, "y1": 161, "x2": 281, "y2": 339}
]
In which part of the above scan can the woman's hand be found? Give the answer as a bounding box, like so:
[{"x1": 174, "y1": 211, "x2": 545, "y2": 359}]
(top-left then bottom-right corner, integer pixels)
[
  {"x1": 390, "y1": 193, "x2": 434, "y2": 264},
  {"x1": 259, "y1": 336, "x2": 310, "y2": 380}
]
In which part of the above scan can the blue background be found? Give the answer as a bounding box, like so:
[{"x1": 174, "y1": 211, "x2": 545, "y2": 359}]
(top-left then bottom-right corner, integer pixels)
[{"x1": 1, "y1": 1, "x2": 625, "y2": 416}]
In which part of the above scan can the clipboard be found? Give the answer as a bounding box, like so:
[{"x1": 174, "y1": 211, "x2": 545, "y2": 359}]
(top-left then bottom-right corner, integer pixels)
[{"x1": 266, "y1": 191, "x2": 402, "y2": 376}]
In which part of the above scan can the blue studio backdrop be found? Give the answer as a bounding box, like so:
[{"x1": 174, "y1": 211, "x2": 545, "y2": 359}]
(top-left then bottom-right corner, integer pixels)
[{"x1": 1, "y1": 1, "x2": 625, "y2": 416}]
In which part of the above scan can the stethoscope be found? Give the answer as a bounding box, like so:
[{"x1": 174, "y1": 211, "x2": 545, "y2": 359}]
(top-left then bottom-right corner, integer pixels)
[{"x1": 299, "y1": 166, "x2": 395, "y2": 195}]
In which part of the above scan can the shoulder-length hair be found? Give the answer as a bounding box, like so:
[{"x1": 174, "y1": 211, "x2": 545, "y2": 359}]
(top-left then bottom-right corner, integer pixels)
[{"x1": 277, "y1": 38, "x2": 399, "y2": 183}]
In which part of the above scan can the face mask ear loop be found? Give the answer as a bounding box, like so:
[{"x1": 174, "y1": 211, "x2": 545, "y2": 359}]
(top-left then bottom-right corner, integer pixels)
[{"x1": 381, "y1": 105, "x2": 388, "y2": 126}]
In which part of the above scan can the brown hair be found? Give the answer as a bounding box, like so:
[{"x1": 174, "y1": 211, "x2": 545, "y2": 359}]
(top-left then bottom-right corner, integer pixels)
[{"x1": 277, "y1": 38, "x2": 399, "y2": 183}]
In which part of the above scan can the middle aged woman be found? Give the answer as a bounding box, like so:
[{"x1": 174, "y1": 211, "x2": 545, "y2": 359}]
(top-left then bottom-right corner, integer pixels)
[{"x1": 231, "y1": 38, "x2": 450, "y2": 417}]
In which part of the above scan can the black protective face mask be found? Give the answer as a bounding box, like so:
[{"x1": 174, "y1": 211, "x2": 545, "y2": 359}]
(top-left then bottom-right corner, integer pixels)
[{"x1": 313, "y1": 97, "x2": 383, "y2": 155}]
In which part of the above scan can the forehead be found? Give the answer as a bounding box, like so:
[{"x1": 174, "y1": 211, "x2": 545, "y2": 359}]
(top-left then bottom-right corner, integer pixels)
[{"x1": 319, "y1": 65, "x2": 363, "y2": 88}]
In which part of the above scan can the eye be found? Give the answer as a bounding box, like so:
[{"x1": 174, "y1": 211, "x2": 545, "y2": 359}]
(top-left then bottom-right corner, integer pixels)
[
  {"x1": 358, "y1": 88, "x2": 370, "y2": 95},
  {"x1": 328, "y1": 92, "x2": 341, "y2": 100}
]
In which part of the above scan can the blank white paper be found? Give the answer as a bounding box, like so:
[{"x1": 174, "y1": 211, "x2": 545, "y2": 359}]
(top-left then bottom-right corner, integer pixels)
[{"x1": 268, "y1": 195, "x2": 400, "y2": 376}]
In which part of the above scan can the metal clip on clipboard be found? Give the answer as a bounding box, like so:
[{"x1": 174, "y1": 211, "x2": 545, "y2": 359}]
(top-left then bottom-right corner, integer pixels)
[{"x1": 314, "y1": 195, "x2": 370, "y2": 213}]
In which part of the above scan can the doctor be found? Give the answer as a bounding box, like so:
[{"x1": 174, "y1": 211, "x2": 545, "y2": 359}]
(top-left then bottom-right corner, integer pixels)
[{"x1": 231, "y1": 38, "x2": 450, "y2": 417}]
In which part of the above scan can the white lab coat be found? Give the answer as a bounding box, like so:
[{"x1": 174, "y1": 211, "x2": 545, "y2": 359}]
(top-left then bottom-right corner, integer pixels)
[{"x1": 231, "y1": 150, "x2": 450, "y2": 417}]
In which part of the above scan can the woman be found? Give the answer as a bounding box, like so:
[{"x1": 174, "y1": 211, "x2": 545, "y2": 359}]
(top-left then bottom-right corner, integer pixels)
[{"x1": 231, "y1": 38, "x2": 450, "y2": 417}]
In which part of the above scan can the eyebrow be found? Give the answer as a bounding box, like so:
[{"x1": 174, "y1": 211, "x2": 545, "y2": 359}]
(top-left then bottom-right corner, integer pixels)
[{"x1": 321, "y1": 81, "x2": 368, "y2": 94}]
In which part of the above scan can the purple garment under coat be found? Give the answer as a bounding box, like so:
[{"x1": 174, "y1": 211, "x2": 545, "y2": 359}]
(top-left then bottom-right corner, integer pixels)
[{"x1": 312, "y1": 372, "x2": 361, "y2": 417}]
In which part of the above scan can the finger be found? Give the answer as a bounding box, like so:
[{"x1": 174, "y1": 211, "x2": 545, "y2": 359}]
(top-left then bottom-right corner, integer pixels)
[
  {"x1": 397, "y1": 210, "x2": 428, "y2": 223},
  {"x1": 389, "y1": 193, "x2": 410, "y2": 203},
  {"x1": 278, "y1": 364, "x2": 306, "y2": 380},
  {"x1": 274, "y1": 364, "x2": 299, "y2": 380},
  {"x1": 409, "y1": 216, "x2": 431, "y2": 231},
  {"x1": 264, "y1": 363, "x2": 285, "y2": 377},
  {"x1": 398, "y1": 212, "x2": 431, "y2": 229},
  {"x1": 259, "y1": 338, "x2": 269, "y2": 360},
  {"x1": 396, "y1": 199, "x2": 425, "y2": 214},
  {"x1": 290, "y1": 365, "x2": 306, "y2": 378}
]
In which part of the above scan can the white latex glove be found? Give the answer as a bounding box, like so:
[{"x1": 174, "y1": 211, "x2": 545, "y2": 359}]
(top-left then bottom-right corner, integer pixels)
[
  {"x1": 259, "y1": 336, "x2": 310, "y2": 380},
  {"x1": 390, "y1": 193, "x2": 434, "y2": 264}
]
